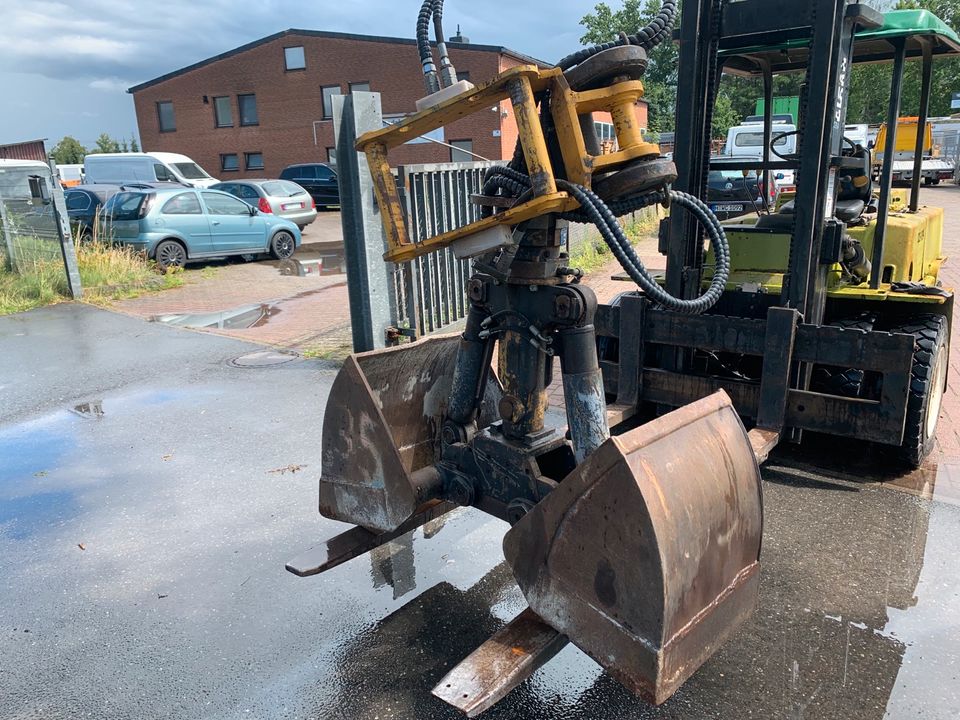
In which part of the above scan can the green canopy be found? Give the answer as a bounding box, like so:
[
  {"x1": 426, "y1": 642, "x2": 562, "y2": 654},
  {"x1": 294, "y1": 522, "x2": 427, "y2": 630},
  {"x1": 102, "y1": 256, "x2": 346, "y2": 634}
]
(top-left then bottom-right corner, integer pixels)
[{"x1": 721, "y1": 9, "x2": 960, "y2": 76}]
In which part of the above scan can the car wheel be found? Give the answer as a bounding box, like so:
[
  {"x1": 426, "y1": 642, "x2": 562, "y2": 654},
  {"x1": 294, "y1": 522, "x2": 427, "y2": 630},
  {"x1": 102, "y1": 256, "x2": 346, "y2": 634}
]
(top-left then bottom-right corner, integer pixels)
[
  {"x1": 155, "y1": 240, "x2": 187, "y2": 271},
  {"x1": 270, "y1": 231, "x2": 296, "y2": 260}
]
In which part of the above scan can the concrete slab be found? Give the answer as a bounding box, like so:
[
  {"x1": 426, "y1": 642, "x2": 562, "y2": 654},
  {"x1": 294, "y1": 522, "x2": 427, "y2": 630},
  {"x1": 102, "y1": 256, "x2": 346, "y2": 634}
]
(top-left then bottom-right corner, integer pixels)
[{"x1": 2, "y1": 303, "x2": 960, "y2": 719}]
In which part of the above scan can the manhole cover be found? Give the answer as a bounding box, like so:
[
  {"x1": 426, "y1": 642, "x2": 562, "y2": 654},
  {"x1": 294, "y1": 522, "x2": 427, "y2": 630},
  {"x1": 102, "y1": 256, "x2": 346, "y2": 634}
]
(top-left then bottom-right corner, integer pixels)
[{"x1": 229, "y1": 350, "x2": 299, "y2": 368}]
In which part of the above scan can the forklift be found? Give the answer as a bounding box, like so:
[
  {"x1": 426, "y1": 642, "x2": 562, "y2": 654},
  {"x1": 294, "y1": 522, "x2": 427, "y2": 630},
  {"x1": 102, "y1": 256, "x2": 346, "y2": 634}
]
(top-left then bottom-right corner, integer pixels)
[{"x1": 287, "y1": 1, "x2": 957, "y2": 715}]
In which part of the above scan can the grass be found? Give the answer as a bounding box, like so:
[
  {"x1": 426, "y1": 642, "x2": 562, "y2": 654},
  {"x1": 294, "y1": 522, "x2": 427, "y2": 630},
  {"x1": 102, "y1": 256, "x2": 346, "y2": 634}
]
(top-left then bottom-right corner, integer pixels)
[
  {"x1": 0, "y1": 227, "x2": 183, "y2": 316},
  {"x1": 301, "y1": 343, "x2": 353, "y2": 363}
]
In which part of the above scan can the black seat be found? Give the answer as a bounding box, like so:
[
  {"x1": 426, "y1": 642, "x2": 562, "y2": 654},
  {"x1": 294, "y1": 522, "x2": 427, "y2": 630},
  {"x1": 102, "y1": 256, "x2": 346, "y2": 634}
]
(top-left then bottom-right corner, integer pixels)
[{"x1": 777, "y1": 198, "x2": 864, "y2": 223}]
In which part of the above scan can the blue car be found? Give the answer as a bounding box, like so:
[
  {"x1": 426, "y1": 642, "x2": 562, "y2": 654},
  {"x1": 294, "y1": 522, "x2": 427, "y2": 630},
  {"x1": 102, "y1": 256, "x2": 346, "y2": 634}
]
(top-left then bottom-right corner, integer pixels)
[{"x1": 102, "y1": 187, "x2": 301, "y2": 270}]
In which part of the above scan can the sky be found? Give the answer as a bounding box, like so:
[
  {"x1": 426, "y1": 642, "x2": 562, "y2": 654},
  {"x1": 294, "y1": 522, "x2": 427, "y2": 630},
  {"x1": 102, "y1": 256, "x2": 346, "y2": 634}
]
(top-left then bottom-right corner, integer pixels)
[{"x1": 0, "y1": 0, "x2": 591, "y2": 149}]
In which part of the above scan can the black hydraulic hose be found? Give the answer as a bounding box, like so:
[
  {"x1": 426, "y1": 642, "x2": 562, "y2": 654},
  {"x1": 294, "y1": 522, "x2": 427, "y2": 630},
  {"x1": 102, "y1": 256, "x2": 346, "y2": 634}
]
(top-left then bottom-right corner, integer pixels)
[
  {"x1": 417, "y1": 0, "x2": 439, "y2": 93},
  {"x1": 557, "y1": 0, "x2": 678, "y2": 70},
  {"x1": 480, "y1": 167, "x2": 730, "y2": 315}
]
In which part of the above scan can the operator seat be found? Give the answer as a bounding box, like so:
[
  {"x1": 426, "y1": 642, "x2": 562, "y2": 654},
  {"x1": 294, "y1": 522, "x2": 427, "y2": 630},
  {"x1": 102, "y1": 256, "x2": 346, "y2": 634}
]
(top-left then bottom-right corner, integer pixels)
[{"x1": 755, "y1": 142, "x2": 874, "y2": 230}]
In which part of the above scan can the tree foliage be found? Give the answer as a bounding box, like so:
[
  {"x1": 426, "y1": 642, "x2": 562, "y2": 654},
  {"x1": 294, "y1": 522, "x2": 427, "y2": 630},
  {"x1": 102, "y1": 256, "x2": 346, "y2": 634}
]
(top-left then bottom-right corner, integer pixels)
[
  {"x1": 578, "y1": 0, "x2": 960, "y2": 136},
  {"x1": 50, "y1": 136, "x2": 87, "y2": 165},
  {"x1": 93, "y1": 133, "x2": 121, "y2": 154}
]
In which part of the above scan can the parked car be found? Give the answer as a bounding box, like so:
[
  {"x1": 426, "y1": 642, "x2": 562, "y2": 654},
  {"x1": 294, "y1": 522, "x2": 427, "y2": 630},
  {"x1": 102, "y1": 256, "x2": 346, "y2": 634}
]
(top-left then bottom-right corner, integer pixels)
[
  {"x1": 279, "y1": 163, "x2": 339, "y2": 208},
  {"x1": 84, "y1": 152, "x2": 220, "y2": 188},
  {"x1": 63, "y1": 185, "x2": 123, "y2": 239},
  {"x1": 706, "y1": 163, "x2": 765, "y2": 220},
  {"x1": 101, "y1": 188, "x2": 301, "y2": 270},
  {"x1": 210, "y1": 179, "x2": 317, "y2": 230}
]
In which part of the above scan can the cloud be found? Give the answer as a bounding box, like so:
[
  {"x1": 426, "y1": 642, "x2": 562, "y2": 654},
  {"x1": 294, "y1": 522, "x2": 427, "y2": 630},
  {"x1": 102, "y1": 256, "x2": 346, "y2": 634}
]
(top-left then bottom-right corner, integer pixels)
[{"x1": 89, "y1": 77, "x2": 132, "y2": 94}]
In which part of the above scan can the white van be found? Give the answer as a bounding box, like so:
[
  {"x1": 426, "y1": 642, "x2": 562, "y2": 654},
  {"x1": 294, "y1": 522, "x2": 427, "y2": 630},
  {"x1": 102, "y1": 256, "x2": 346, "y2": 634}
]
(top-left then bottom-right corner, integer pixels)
[
  {"x1": 83, "y1": 152, "x2": 219, "y2": 188},
  {"x1": 723, "y1": 122, "x2": 798, "y2": 196}
]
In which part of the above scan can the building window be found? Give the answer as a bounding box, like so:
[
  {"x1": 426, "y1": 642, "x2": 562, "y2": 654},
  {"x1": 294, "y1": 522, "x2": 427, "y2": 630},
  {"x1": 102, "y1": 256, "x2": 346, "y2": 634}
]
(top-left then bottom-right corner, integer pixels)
[
  {"x1": 245, "y1": 152, "x2": 264, "y2": 170},
  {"x1": 221, "y1": 153, "x2": 239, "y2": 172},
  {"x1": 322, "y1": 85, "x2": 341, "y2": 119},
  {"x1": 348, "y1": 82, "x2": 371, "y2": 94},
  {"x1": 449, "y1": 139, "x2": 474, "y2": 162},
  {"x1": 157, "y1": 101, "x2": 176, "y2": 132},
  {"x1": 326, "y1": 147, "x2": 337, "y2": 166},
  {"x1": 238, "y1": 94, "x2": 258, "y2": 126},
  {"x1": 214, "y1": 96, "x2": 233, "y2": 128},
  {"x1": 284, "y1": 46, "x2": 306, "y2": 71}
]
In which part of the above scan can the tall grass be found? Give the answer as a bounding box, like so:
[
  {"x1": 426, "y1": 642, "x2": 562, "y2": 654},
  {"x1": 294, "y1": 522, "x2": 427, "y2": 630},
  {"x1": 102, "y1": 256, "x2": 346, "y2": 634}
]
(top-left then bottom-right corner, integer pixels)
[{"x1": 0, "y1": 227, "x2": 182, "y2": 315}]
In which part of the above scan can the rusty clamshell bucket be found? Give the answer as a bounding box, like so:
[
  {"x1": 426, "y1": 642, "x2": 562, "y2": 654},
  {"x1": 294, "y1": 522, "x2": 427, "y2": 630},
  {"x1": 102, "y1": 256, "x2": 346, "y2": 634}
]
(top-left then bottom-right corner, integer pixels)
[
  {"x1": 319, "y1": 335, "x2": 501, "y2": 533},
  {"x1": 504, "y1": 392, "x2": 763, "y2": 704}
]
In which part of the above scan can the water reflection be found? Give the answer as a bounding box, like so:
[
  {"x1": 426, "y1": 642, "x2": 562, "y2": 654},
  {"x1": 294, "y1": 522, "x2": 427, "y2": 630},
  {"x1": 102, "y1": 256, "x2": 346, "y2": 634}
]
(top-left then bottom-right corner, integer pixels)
[{"x1": 305, "y1": 458, "x2": 960, "y2": 720}]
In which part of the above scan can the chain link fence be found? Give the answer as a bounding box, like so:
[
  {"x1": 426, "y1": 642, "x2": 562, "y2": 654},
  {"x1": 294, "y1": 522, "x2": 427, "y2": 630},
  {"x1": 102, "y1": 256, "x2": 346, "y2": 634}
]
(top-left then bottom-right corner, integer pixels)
[{"x1": 0, "y1": 160, "x2": 82, "y2": 304}]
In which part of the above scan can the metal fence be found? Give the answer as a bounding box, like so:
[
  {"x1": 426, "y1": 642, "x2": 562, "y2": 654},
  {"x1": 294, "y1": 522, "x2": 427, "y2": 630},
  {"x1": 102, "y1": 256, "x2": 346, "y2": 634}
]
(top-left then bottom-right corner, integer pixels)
[
  {"x1": 392, "y1": 162, "x2": 494, "y2": 339},
  {"x1": 933, "y1": 127, "x2": 960, "y2": 181},
  {"x1": 0, "y1": 160, "x2": 82, "y2": 298}
]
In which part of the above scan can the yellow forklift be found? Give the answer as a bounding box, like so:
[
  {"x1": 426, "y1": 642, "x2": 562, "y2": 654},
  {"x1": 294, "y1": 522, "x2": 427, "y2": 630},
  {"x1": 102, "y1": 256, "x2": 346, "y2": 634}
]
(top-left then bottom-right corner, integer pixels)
[{"x1": 288, "y1": 0, "x2": 957, "y2": 715}]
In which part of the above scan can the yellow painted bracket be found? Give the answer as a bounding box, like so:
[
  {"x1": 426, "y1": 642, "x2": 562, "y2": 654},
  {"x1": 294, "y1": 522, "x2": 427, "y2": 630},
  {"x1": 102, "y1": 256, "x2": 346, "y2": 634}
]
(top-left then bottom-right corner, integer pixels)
[{"x1": 355, "y1": 64, "x2": 661, "y2": 263}]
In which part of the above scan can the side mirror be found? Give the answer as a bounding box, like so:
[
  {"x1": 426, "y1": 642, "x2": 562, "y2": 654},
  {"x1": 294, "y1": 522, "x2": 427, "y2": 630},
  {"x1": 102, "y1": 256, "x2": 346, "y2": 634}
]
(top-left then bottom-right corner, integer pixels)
[{"x1": 249, "y1": 205, "x2": 258, "y2": 216}]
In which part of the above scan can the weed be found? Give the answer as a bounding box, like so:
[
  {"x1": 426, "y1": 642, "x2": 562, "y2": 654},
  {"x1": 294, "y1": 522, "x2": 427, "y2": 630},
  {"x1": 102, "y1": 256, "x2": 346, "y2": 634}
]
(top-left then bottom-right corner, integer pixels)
[{"x1": 0, "y1": 232, "x2": 181, "y2": 316}]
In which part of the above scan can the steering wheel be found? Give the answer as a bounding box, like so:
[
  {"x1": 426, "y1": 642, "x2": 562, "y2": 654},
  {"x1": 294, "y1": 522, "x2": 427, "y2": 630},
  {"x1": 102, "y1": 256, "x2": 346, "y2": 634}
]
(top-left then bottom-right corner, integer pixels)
[{"x1": 770, "y1": 131, "x2": 860, "y2": 161}]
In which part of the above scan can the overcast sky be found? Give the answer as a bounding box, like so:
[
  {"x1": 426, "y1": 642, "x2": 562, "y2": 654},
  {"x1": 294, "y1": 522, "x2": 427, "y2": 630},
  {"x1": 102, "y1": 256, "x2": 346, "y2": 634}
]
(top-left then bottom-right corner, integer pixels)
[{"x1": 0, "y1": 0, "x2": 591, "y2": 149}]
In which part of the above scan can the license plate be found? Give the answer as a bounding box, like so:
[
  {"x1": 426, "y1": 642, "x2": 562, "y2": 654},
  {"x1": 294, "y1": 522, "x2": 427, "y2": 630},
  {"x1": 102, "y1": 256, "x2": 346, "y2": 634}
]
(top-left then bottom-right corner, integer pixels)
[
  {"x1": 282, "y1": 202, "x2": 305, "y2": 211},
  {"x1": 712, "y1": 203, "x2": 744, "y2": 212}
]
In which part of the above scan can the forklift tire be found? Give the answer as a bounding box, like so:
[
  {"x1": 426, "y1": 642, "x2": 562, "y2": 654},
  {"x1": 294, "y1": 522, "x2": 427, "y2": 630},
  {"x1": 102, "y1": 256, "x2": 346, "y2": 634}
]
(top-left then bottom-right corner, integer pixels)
[
  {"x1": 811, "y1": 315, "x2": 876, "y2": 398},
  {"x1": 892, "y1": 314, "x2": 950, "y2": 468}
]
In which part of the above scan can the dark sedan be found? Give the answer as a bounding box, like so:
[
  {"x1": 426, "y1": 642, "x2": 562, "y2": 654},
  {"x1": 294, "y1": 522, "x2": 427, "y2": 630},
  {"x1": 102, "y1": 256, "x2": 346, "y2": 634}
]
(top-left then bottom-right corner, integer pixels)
[
  {"x1": 64, "y1": 185, "x2": 122, "y2": 240},
  {"x1": 706, "y1": 165, "x2": 765, "y2": 220},
  {"x1": 279, "y1": 163, "x2": 340, "y2": 209}
]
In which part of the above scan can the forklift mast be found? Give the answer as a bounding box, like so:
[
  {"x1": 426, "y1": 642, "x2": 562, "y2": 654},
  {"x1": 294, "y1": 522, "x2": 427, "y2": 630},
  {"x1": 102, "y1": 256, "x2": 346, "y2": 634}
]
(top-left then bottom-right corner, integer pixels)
[{"x1": 670, "y1": 0, "x2": 883, "y2": 325}]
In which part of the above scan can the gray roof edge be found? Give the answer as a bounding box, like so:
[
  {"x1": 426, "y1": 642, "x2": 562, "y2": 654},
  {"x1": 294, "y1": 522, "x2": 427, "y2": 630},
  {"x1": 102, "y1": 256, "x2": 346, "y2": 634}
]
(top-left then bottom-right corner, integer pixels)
[{"x1": 127, "y1": 29, "x2": 550, "y2": 94}]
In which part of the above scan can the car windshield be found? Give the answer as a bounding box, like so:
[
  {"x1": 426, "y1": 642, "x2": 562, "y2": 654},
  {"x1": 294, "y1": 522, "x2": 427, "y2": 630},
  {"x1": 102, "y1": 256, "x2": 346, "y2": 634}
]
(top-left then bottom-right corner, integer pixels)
[
  {"x1": 262, "y1": 181, "x2": 306, "y2": 197},
  {"x1": 710, "y1": 170, "x2": 758, "y2": 181},
  {"x1": 734, "y1": 132, "x2": 790, "y2": 148},
  {"x1": 172, "y1": 162, "x2": 211, "y2": 180}
]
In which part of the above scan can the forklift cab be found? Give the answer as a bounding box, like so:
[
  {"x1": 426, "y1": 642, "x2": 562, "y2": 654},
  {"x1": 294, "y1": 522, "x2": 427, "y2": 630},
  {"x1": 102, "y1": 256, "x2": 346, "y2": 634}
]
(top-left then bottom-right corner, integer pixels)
[
  {"x1": 710, "y1": 7, "x2": 960, "y2": 290},
  {"x1": 596, "y1": 1, "x2": 958, "y2": 468}
]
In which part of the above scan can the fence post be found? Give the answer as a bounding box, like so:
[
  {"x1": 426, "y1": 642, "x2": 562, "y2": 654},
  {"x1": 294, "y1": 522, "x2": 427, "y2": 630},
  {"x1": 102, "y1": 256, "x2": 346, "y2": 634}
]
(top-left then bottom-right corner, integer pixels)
[
  {"x1": 333, "y1": 91, "x2": 397, "y2": 352},
  {"x1": 0, "y1": 199, "x2": 15, "y2": 272},
  {"x1": 48, "y1": 160, "x2": 82, "y2": 299}
]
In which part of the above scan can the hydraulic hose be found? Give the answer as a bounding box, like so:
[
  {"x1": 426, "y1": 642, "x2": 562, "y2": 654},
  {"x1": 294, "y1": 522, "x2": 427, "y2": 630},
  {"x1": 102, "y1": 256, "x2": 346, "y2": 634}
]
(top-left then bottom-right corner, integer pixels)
[
  {"x1": 417, "y1": 0, "x2": 440, "y2": 94},
  {"x1": 481, "y1": 167, "x2": 730, "y2": 315},
  {"x1": 558, "y1": 0, "x2": 679, "y2": 70}
]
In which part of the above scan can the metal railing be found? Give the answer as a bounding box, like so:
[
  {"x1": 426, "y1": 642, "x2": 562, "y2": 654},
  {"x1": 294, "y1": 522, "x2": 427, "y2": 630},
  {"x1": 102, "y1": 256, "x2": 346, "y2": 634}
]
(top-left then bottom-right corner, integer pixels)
[{"x1": 392, "y1": 161, "x2": 495, "y2": 340}]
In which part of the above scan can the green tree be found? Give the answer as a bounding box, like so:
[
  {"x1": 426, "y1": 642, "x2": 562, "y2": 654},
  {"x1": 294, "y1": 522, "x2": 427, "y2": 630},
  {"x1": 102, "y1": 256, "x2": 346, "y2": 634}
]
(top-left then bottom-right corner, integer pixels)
[
  {"x1": 50, "y1": 136, "x2": 87, "y2": 165},
  {"x1": 91, "y1": 133, "x2": 121, "y2": 154},
  {"x1": 580, "y1": 1, "x2": 681, "y2": 132},
  {"x1": 130, "y1": 135, "x2": 140, "y2": 152}
]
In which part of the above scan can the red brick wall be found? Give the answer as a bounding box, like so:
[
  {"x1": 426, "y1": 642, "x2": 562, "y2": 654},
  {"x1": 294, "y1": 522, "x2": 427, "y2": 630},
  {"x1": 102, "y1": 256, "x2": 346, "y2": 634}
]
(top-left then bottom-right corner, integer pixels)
[{"x1": 132, "y1": 33, "x2": 511, "y2": 178}]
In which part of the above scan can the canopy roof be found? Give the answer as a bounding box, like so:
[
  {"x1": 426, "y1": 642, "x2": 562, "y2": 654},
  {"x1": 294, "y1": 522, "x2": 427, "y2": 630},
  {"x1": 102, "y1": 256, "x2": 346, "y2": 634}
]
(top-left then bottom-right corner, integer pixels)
[{"x1": 721, "y1": 9, "x2": 960, "y2": 76}]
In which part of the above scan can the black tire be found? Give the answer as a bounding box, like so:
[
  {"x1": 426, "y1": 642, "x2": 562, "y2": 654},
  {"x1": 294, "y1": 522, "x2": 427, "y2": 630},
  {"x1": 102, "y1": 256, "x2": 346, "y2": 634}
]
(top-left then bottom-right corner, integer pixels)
[
  {"x1": 811, "y1": 314, "x2": 876, "y2": 398},
  {"x1": 891, "y1": 314, "x2": 949, "y2": 467},
  {"x1": 155, "y1": 239, "x2": 187, "y2": 271},
  {"x1": 270, "y1": 231, "x2": 296, "y2": 260}
]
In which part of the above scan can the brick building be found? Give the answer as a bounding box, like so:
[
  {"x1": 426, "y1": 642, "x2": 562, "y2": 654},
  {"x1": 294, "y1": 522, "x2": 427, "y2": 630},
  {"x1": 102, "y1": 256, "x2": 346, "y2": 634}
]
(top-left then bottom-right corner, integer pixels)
[{"x1": 129, "y1": 30, "x2": 648, "y2": 179}]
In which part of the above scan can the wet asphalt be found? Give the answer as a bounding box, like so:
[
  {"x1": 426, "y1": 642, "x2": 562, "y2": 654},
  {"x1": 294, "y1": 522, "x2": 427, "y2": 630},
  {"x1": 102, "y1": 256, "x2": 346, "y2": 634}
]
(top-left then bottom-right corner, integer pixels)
[{"x1": 2, "y1": 304, "x2": 959, "y2": 719}]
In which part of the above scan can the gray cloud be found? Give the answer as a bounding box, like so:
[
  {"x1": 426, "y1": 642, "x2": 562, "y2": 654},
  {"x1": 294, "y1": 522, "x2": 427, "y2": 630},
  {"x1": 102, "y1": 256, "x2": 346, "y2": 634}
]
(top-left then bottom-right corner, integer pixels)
[{"x1": 0, "y1": 0, "x2": 594, "y2": 145}]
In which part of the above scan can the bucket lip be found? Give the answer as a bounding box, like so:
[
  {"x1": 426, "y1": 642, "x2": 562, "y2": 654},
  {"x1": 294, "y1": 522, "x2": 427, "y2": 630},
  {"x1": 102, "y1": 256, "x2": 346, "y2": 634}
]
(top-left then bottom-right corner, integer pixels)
[{"x1": 351, "y1": 331, "x2": 463, "y2": 361}]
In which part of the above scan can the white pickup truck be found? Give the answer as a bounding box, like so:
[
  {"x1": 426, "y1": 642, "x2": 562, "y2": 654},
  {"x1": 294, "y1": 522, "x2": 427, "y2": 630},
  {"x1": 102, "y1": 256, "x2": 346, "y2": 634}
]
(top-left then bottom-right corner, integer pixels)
[{"x1": 874, "y1": 118, "x2": 955, "y2": 186}]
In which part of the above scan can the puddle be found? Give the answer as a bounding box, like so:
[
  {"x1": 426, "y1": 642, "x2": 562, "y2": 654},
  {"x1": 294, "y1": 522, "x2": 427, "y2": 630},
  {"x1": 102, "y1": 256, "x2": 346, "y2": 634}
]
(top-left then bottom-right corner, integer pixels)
[
  {"x1": 274, "y1": 250, "x2": 347, "y2": 277},
  {"x1": 150, "y1": 304, "x2": 280, "y2": 330},
  {"x1": 70, "y1": 401, "x2": 104, "y2": 419}
]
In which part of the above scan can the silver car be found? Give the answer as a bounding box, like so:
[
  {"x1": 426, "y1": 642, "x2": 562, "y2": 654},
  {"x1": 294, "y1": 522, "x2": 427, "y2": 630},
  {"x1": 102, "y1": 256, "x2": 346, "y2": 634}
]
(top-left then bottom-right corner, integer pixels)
[{"x1": 210, "y1": 179, "x2": 318, "y2": 230}]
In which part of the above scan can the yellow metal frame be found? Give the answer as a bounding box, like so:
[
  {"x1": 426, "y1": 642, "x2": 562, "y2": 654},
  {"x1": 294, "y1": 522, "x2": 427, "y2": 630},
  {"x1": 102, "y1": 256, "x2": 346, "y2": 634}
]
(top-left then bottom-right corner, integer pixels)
[{"x1": 355, "y1": 64, "x2": 660, "y2": 263}]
